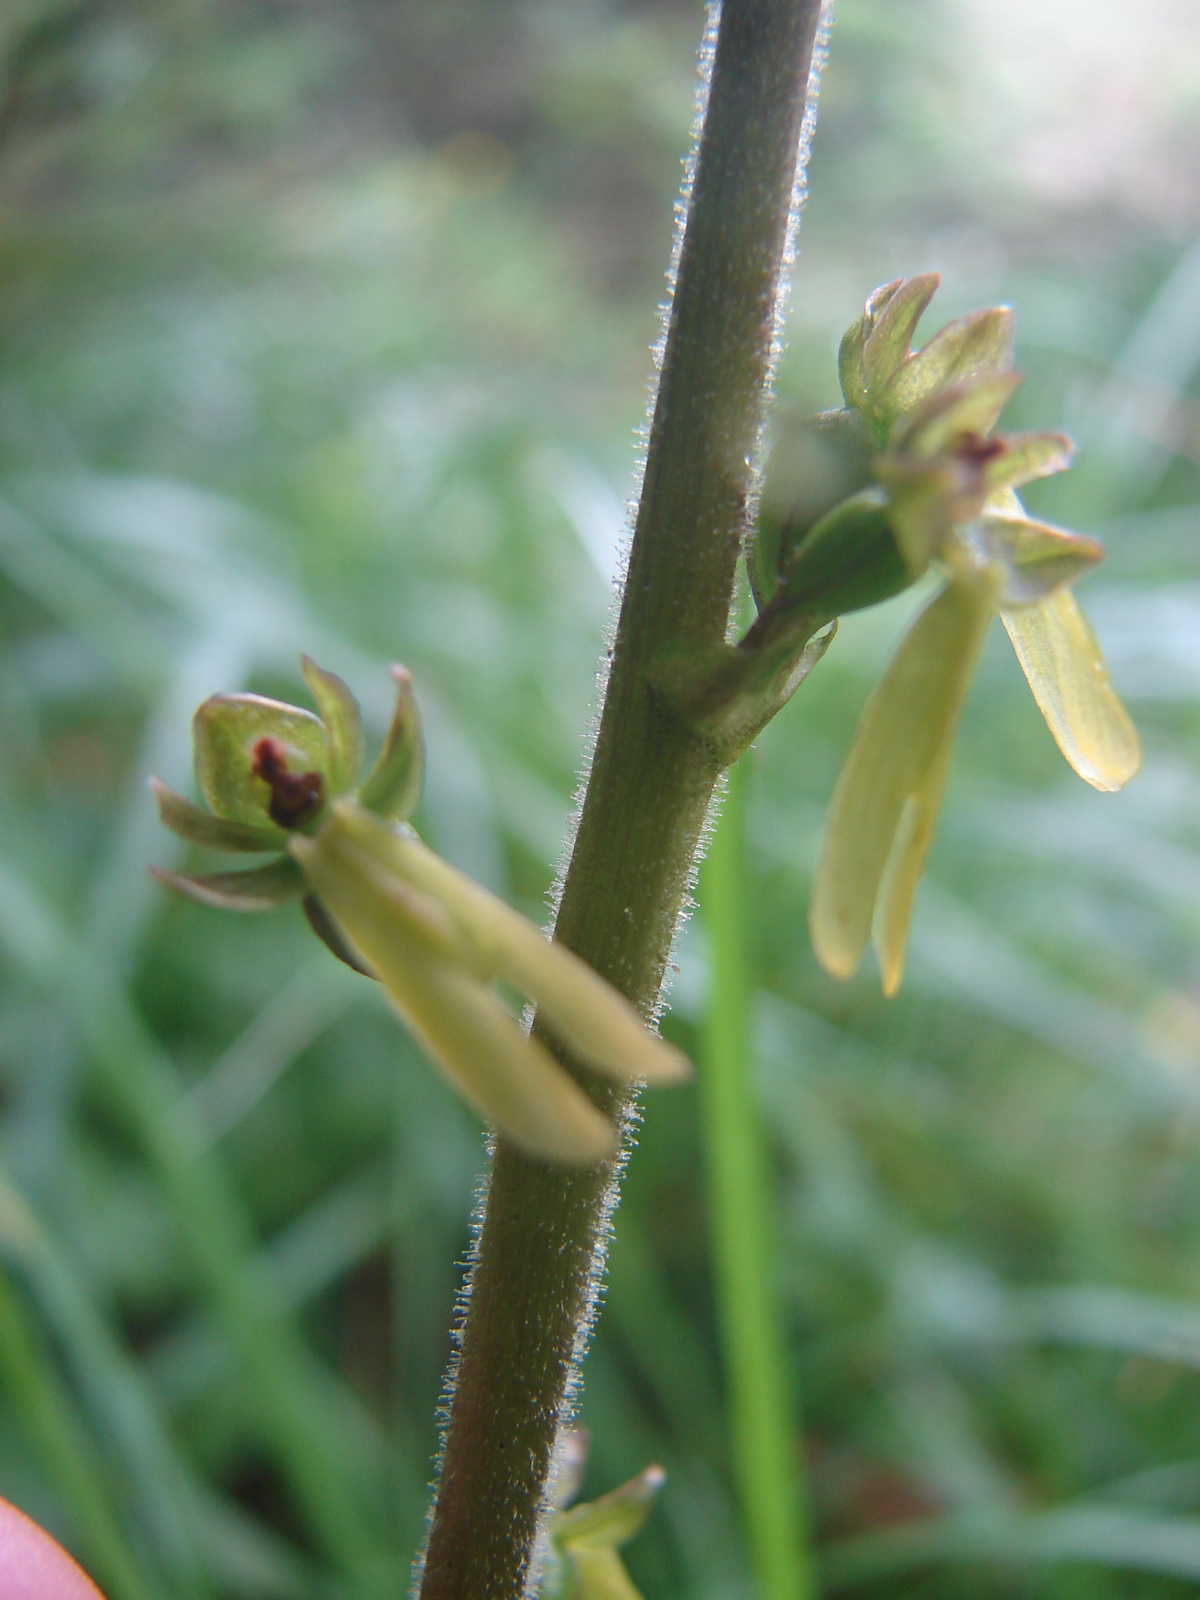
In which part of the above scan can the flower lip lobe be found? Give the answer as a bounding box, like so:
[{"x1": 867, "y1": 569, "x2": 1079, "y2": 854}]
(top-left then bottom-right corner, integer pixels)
[{"x1": 323, "y1": 800, "x2": 692, "y2": 1088}]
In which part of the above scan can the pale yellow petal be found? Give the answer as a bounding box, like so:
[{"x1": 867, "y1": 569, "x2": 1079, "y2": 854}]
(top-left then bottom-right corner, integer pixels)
[
  {"x1": 871, "y1": 747, "x2": 951, "y2": 997},
  {"x1": 331, "y1": 801, "x2": 691, "y2": 1087},
  {"x1": 810, "y1": 577, "x2": 996, "y2": 987},
  {"x1": 566, "y1": 1548, "x2": 647, "y2": 1600},
  {"x1": 291, "y1": 829, "x2": 617, "y2": 1164},
  {"x1": 1002, "y1": 589, "x2": 1141, "y2": 792}
]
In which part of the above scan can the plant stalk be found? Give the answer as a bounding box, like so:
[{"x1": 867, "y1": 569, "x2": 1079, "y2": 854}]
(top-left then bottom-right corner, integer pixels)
[
  {"x1": 701, "y1": 756, "x2": 815, "y2": 1600},
  {"x1": 417, "y1": 4, "x2": 828, "y2": 1594}
]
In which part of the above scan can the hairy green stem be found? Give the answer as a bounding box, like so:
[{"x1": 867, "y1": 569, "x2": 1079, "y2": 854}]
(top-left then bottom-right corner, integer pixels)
[
  {"x1": 417, "y1": 3, "x2": 828, "y2": 1595},
  {"x1": 701, "y1": 757, "x2": 815, "y2": 1600}
]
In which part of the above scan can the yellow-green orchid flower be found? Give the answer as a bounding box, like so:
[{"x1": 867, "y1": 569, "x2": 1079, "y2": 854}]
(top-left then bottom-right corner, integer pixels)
[
  {"x1": 151, "y1": 660, "x2": 688, "y2": 1163},
  {"x1": 543, "y1": 1441, "x2": 664, "y2": 1600},
  {"x1": 804, "y1": 276, "x2": 1140, "y2": 995}
]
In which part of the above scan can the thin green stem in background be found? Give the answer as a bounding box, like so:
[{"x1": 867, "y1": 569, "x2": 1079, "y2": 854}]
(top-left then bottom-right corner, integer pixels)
[{"x1": 701, "y1": 755, "x2": 816, "y2": 1600}]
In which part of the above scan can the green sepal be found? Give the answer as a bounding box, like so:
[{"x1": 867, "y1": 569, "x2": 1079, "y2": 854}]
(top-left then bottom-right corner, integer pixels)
[
  {"x1": 301, "y1": 656, "x2": 364, "y2": 795},
  {"x1": 149, "y1": 778, "x2": 285, "y2": 853},
  {"x1": 982, "y1": 431, "x2": 1075, "y2": 493},
  {"x1": 976, "y1": 511, "x2": 1104, "y2": 606},
  {"x1": 553, "y1": 1464, "x2": 665, "y2": 1554},
  {"x1": 193, "y1": 694, "x2": 330, "y2": 827},
  {"x1": 358, "y1": 666, "x2": 425, "y2": 821},
  {"x1": 878, "y1": 306, "x2": 1015, "y2": 437},
  {"x1": 861, "y1": 273, "x2": 939, "y2": 404},
  {"x1": 780, "y1": 488, "x2": 913, "y2": 615},
  {"x1": 838, "y1": 277, "x2": 903, "y2": 410},
  {"x1": 149, "y1": 855, "x2": 305, "y2": 911},
  {"x1": 753, "y1": 408, "x2": 874, "y2": 609},
  {"x1": 302, "y1": 894, "x2": 374, "y2": 976},
  {"x1": 894, "y1": 370, "x2": 1023, "y2": 458}
]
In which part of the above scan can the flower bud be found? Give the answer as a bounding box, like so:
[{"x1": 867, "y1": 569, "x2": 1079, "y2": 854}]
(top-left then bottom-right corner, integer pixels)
[
  {"x1": 858, "y1": 272, "x2": 940, "y2": 412},
  {"x1": 838, "y1": 276, "x2": 906, "y2": 412}
]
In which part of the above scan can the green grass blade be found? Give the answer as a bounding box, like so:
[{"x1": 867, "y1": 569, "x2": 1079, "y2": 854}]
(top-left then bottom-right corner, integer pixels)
[
  {"x1": 0, "y1": 1168, "x2": 213, "y2": 1598},
  {"x1": 0, "y1": 857, "x2": 392, "y2": 1582},
  {"x1": 822, "y1": 1503, "x2": 1200, "y2": 1590},
  {"x1": 0, "y1": 1263, "x2": 161, "y2": 1600},
  {"x1": 700, "y1": 757, "x2": 816, "y2": 1600}
]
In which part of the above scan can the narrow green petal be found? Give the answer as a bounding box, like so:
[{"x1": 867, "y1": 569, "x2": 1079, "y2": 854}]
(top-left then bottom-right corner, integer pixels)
[
  {"x1": 983, "y1": 431, "x2": 1074, "y2": 493},
  {"x1": 300, "y1": 657, "x2": 364, "y2": 794},
  {"x1": 386, "y1": 951, "x2": 618, "y2": 1165},
  {"x1": 810, "y1": 577, "x2": 997, "y2": 987},
  {"x1": 149, "y1": 778, "x2": 284, "y2": 852},
  {"x1": 555, "y1": 1465, "x2": 665, "y2": 1553},
  {"x1": 1002, "y1": 589, "x2": 1141, "y2": 791},
  {"x1": 880, "y1": 308, "x2": 1016, "y2": 435},
  {"x1": 290, "y1": 827, "x2": 617, "y2": 1164},
  {"x1": 302, "y1": 894, "x2": 374, "y2": 975},
  {"x1": 357, "y1": 665, "x2": 425, "y2": 821},
  {"x1": 329, "y1": 801, "x2": 690, "y2": 1086},
  {"x1": 861, "y1": 273, "x2": 939, "y2": 398},
  {"x1": 837, "y1": 315, "x2": 870, "y2": 413},
  {"x1": 150, "y1": 855, "x2": 304, "y2": 911},
  {"x1": 865, "y1": 277, "x2": 906, "y2": 320}
]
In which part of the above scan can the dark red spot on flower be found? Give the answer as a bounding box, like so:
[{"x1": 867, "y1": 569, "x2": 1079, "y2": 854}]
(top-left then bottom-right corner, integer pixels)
[
  {"x1": 954, "y1": 431, "x2": 1007, "y2": 464},
  {"x1": 251, "y1": 737, "x2": 324, "y2": 829}
]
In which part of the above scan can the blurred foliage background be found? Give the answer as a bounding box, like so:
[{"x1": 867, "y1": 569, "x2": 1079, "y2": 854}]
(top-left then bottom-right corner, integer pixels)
[{"x1": 1, "y1": 0, "x2": 1199, "y2": 1595}]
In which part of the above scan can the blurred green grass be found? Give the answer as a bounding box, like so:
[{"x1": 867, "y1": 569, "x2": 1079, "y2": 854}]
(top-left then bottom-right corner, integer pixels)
[{"x1": 1, "y1": 1, "x2": 1199, "y2": 1595}]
